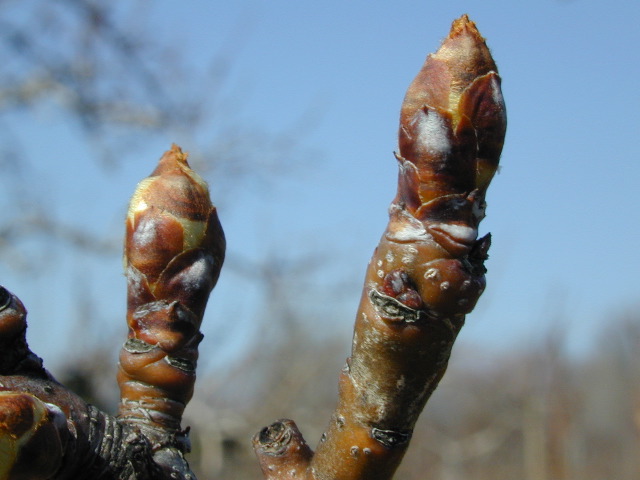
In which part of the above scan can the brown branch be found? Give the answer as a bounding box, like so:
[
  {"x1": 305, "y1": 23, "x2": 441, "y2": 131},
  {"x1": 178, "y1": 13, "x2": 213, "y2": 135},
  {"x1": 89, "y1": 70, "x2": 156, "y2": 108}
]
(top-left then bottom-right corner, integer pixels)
[
  {"x1": 253, "y1": 14, "x2": 506, "y2": 479},
  {"x1": 252, "y1": 419, "x2": 314, "y2": 480}
]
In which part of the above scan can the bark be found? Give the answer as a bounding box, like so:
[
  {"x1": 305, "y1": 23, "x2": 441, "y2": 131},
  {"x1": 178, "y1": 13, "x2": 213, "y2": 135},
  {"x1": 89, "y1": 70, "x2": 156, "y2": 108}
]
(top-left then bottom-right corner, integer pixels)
[
  {"x1": 253, "y1": 14, "x2": 506, "y2": 480},
  {"x1": 0, "y1": 144, "x2": 225, "y2": 479}
]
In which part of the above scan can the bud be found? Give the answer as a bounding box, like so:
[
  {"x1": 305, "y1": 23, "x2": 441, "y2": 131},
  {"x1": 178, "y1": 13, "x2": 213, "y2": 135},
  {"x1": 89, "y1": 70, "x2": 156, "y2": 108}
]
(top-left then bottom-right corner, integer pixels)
[
  {"x1": 124, "y1": 144, "x2": 225, "y2": 317},
  {"x1": 397, "y1": 14, "x2": 506, "y2": 222},
  {"x1": 386, "y1": 14, "x2": 506, "y2": 313},
  {"x1": 0, "y1": 286, "x2": 47, "y2": 377},
  {"x1": 0, "y1": 391, "x2": 67, "y2": 480},
  {"x1": 118, "y1": 144, "x2": 225, "y2": 432},
  {"x1": 0, "y1": 285, "x2": 26, "y2": 343}
]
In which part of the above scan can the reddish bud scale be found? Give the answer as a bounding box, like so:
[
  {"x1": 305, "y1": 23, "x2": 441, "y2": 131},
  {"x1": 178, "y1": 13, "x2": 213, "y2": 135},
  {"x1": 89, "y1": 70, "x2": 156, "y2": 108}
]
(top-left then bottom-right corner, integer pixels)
[
  {"x1": 117, "y1": 144, "x2": 225, "y2": 434},
  {"x1": 309, "y1": 15, "x2": 506, "y2": 480}
]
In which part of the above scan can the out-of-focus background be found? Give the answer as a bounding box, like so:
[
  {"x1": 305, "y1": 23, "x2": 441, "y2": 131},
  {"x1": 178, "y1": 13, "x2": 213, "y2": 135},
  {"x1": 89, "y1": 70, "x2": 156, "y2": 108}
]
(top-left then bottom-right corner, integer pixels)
[{"x1": 1, "y1": 0, "x2": 639, "y2": 478}]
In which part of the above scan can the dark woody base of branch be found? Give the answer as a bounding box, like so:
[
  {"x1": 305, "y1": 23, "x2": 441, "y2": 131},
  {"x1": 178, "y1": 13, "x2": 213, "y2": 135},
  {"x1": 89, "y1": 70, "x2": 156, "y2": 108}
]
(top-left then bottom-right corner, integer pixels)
[{"x1": 0, "y1": 286, "x2": 195, "y2": 480}]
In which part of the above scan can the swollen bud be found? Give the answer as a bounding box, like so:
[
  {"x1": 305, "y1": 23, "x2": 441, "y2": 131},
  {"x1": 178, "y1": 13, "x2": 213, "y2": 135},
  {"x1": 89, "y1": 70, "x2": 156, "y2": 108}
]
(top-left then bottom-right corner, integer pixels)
[
  {"x1": 124, "y1": 144, "x2": 225, "y2": 317},
  {"x1": 118, "y1": 144, "x2": 225, "y2": 432},
  {"x1": 397, "y1": 14, "x2": 506, "y2": 217}
]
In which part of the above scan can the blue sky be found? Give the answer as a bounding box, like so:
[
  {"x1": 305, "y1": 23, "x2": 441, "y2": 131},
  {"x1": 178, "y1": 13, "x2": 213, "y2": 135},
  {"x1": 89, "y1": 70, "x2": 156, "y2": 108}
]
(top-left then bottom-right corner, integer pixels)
[{"x1": 2, "y1": 0, "x2": 639, "y2": 368}]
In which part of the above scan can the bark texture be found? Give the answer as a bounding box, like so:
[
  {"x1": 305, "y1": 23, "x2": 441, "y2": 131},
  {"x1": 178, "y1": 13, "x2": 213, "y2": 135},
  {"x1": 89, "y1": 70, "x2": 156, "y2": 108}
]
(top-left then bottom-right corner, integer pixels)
[{"x1": 254, "y1": 14, "x2": 506, "y2": 480}]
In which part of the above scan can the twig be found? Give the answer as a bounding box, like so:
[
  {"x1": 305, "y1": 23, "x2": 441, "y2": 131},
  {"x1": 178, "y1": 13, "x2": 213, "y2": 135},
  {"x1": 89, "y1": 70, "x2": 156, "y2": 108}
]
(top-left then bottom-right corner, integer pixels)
[
  {"x1": 0, "y1": 145, "x2": 225, "y2": 479},
  {"x1": 253, "y1": 14, "x2": 506, "y2": 479}
]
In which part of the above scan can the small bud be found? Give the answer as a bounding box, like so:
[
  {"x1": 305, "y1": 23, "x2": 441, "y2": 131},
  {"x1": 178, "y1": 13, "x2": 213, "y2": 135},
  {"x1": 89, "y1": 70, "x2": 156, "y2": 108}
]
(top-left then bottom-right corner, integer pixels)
[
  {"x1": 0, "y1": 286, "x2": 26, "y2": 342},
  {"x1": 381, "y1": 270, "x2": 424, "y2": 310}
]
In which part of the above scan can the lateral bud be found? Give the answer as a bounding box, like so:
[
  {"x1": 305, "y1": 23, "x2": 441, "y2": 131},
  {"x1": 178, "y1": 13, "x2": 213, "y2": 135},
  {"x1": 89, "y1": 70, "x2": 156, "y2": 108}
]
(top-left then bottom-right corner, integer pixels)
[{"x1": 0, "y1": 391, "x2": 68, "y2": 480}]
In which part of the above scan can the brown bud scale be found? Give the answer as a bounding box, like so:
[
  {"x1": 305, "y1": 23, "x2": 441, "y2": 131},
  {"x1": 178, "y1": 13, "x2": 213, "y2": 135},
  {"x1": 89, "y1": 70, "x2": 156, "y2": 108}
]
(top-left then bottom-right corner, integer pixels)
[{"x1": 118, "y1": 144, "x2": 225, "y2": 437}]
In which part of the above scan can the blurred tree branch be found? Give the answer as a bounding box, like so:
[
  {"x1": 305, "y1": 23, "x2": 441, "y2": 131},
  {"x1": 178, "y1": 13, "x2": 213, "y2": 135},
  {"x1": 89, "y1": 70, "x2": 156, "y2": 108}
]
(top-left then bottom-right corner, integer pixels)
[{"x1": 0, "y1": 0, "x2": 193, "y2": 146}]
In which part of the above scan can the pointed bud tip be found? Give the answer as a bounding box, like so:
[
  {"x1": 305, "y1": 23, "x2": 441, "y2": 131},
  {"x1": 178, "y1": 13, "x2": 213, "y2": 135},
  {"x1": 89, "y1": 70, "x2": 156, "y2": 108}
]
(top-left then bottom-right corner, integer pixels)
[
  {"x1": 400, "y1": 15, "x2": 497, "y2": 128},
  {"x1": 448, "y1": 14, "x2": 485, "y2": 43},
  {"x1": 152, "y1": 143, "x2": 193, "y2": 177},
  {"x1": 433, "y1": 14, "x2": 495, "y2": 75}
]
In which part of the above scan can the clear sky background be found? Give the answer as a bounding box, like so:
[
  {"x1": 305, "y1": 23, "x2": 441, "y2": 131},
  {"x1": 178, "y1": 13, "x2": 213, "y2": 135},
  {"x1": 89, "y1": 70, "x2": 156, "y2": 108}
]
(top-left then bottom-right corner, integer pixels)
[{"x1": 1, "y1": 0, "x2": 639, "y2": 369}]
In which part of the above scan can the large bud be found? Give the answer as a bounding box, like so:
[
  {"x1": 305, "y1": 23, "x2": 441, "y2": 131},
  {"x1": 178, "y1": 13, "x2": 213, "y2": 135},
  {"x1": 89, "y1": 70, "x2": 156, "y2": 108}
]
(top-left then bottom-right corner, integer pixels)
[
  {"x1": 388, "y1": 14, "x2": 507, "y2": 316},
  {"x1": 118, "y1": 144, "x2": 225, "y2": 433},
  {"x1": 398, "y1": 14, "x2": 506, "y2": 206}
]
